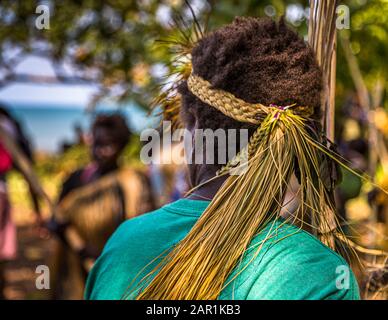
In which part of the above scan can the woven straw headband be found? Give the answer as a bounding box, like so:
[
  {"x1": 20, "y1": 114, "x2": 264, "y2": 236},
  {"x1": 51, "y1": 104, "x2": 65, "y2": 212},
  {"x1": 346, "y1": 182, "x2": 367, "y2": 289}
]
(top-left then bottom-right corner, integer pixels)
[{"x1": 187, "y1": 73, "x2": 314, "y2": 124}]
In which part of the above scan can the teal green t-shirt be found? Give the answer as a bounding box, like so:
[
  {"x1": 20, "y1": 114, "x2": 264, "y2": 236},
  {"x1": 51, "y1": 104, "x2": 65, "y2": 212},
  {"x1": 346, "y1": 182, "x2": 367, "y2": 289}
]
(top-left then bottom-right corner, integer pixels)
[{"x1": 85, "y1": 199, "x2": 360, "y2": 300}]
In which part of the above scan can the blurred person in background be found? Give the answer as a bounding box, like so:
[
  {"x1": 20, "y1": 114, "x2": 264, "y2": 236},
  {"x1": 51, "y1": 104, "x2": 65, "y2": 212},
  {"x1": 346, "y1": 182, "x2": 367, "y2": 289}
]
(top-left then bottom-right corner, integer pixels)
[
  {"x1": 49, "y1": 113, "x2": 155, "y2": 299},
  {"x1": 0, "y1": 104, "x2": 42, "y2": 299}
]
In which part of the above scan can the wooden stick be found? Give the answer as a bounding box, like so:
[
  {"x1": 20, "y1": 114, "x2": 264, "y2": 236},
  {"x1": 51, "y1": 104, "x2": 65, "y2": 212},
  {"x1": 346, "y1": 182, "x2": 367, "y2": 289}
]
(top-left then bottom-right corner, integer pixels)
[
  {"x1": 308, "y1": 0, "x2": 339, "y2": 140},
  {"x1": 308, "y1": 0, "x2": 339, "y2": 248}
]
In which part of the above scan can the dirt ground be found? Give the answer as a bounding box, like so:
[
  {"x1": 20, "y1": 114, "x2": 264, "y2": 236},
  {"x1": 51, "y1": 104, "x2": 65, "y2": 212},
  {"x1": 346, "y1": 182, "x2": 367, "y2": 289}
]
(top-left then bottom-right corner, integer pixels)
[{"x1": 3, "y1": 226, "x2": 55, "y2": 300}]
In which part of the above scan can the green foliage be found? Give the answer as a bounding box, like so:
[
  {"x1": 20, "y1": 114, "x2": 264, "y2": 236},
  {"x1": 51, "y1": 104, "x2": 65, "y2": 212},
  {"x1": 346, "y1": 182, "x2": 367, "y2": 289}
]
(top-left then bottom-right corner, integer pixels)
[
  {"x1": 336, "y1": 0, "x2": 388, "y2": 106},
  {"x1": 120, "y1": 134, "x2": 143, "y2": 166}
]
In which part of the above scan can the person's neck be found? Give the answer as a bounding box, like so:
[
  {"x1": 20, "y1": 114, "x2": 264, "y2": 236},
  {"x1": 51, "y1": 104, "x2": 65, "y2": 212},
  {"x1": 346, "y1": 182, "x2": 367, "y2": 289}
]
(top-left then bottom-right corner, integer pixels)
[
  {"x1": 186, "y1": 166, "x2": 228, "y2": 201},
  {"x1": 96, "y1": 162, "x2": 119, "y2": 176}
]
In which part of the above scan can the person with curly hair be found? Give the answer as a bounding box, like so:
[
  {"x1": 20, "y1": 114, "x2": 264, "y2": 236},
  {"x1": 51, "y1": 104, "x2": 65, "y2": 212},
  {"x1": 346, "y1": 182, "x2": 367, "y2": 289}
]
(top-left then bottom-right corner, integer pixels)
[
  {"x1": 85, "y1": 17, "x2": 360, "y2": 300},
  {"x1": 50, "y1": 113, "x2": 155, "y2": 299}
]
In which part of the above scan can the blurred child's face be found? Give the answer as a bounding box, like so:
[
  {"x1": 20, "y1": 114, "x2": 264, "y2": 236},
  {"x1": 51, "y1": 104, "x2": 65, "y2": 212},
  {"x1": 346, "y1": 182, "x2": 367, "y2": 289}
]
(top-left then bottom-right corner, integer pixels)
[{"x1": 91, "y1": 127, "x2": 121, "y2": 169}]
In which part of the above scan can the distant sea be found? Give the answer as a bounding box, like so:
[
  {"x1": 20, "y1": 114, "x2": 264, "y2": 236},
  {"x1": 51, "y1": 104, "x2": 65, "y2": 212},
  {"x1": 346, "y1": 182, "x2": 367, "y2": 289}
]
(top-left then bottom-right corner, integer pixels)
[{"x1": 4, "y1": 102, "x2": 156, "y2": 153}]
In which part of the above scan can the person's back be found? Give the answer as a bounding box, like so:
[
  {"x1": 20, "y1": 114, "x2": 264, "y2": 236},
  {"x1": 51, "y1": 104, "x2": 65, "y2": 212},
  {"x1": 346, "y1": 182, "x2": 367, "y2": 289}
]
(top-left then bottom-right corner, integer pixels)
[{"x1": 86, "y1": 198, "x2": 359, "y2": 300}]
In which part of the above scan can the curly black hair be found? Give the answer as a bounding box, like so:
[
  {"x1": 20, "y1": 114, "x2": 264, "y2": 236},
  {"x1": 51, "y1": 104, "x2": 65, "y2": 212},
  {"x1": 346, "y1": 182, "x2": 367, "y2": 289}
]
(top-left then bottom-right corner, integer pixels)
[
  {"x1": 179, "y1": 17, "x2": 322, "y2": 167},
  {"x1": 92, "y1": 113, "x2": 131, "y2": 150}
]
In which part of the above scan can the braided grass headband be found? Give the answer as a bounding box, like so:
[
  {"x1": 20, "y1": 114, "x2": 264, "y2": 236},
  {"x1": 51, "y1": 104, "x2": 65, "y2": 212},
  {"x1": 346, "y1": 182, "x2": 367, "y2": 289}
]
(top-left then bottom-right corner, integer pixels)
[
  {"x1": 186, "y1": 73, "x2": 318, "y2": 175},
  {"x1": 187, "y1": 73, "x2": 315, "y2": 125}
]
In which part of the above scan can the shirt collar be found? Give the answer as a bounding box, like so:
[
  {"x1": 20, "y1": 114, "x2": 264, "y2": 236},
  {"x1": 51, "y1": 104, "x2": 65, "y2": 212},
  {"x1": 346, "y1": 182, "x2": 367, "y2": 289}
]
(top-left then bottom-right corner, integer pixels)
[{"x1": 162, "y1": 198, "x2": 210, "y2": 217}]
